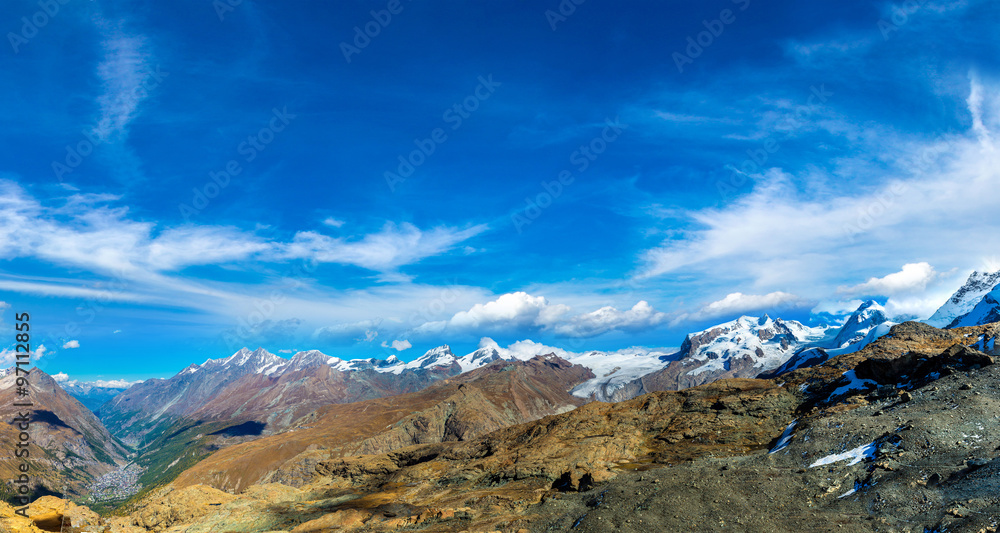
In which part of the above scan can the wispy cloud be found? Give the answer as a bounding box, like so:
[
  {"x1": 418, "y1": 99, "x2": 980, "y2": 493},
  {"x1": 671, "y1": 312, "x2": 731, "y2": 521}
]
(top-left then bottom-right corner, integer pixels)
[
  {"x1": 282, "y1": 222, "x2": 489, "y2": 273},
  {"x1": 967, "y1": 73, "x2": 994, "y2": 151},
  {"x1": 91, "y1": 28, "x2": 152, "y2": 142},
  {"x1": 636, "y1": 81, "x2": 1000, "y2": 293}
]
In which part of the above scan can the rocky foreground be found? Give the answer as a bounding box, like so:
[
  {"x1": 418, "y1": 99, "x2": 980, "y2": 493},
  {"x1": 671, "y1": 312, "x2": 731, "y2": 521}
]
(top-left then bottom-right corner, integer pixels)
[{"x1": 4, "y1": 322, "x2": 1000, "y2": 532}]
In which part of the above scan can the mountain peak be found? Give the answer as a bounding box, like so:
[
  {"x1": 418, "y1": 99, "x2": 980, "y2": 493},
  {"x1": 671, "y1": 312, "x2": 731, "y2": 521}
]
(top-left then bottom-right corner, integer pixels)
[{"x1": 927, "y1": 270, "x2": 1000, "y2": 327}]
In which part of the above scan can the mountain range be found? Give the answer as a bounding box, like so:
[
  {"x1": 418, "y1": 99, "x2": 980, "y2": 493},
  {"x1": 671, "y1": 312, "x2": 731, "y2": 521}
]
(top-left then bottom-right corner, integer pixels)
[{"x1": 7, "y1": 268, "x2": 1000, "y2": 529}]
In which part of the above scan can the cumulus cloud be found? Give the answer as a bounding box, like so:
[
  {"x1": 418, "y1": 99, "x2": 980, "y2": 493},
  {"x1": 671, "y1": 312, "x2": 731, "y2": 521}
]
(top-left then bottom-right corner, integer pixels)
[
  {"x1": 52, "y1": 372, "x2": 70, "y2": 382},
  {"x1": 62, "y1": 340, "x2": 80, "y2": 349},
  {"x1": 838, "y1": 263, "x2": 938, "y2": 297},
  {"x1": 381, "y1": 339, "x2": 412, "y2": 351},
  {"x1": 0, "y1": 345, "x2": 46, "y2": 367},
  {"x1": 415, "y1": 292, "x2": 668, "y2": 338},
  {"x1": 552, "y1": 301, "x2": 667, "y2": 337},
  {"x1": 673, "y1": 291, "x2": 812, "y2": 325}
]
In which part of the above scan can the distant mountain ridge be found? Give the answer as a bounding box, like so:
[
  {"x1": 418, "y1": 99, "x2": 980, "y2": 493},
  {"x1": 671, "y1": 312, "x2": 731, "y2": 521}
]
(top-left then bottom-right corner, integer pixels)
[{"x1": 99, "y1": 347, "x2": 462, "y2": 447}]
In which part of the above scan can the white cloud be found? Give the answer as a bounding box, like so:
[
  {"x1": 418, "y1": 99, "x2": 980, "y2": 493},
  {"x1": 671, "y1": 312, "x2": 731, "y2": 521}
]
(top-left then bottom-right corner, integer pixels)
[
  {"x1": 414, "y1": 292, "x2": 668, "y2": 338},
  {"x1": 1, "y1": 345, "x2": 47, "y2": 366},
  {"x1": 553, "y1": 301, "x2": 667, "y2": 337},
  {"x1": 283, "y1": 222, "x2": 488, "y2": 272},
  {"x1": 322, "y1": 217, "x2": 345, "y2": 228},
  {"x1": 62, "y1": 340, "x2": 80, "y2": 349},
  {"x1": 883, "y1": 295, "x2": 950, "y2": 321},
  {"x1": 811, "y1": 299, "x2": 866, "y2": 318},
  {"x1": 635, "y1": 86, "x2": 1000, "y2": 299},
  {"x1": 381, "y1": 339, "x2": 412, "y2": 351},
  {"x1": 90, "y1": 379, "x2": 141, "y2": 389},
  {"x1": 838, "y1": 263, "x2": 937, "y2": 297},
  {"x1": 0, "y1": 181, "x2": 489, "y2": 317},
  {"x1": 968, "y1": 73, "x2": 993, "y2": 150},
  {"x1": 52, "y1": 372, "x2": 70, "y2": 382},
  {"x1": 676, "y1": 291, "x2": 811, "y2": 325}
]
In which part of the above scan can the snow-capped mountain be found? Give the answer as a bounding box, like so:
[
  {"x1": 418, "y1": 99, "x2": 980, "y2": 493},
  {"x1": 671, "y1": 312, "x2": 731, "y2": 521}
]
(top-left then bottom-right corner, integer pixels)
[
  {"x1": 613, "y1": 315, "x2": 828, "y2": 394},
  {"x1": 767, "y1": 300, "x2": 895, "y2": 377},
  {"x1": 181, "y1": 347, "x2": 287, "y2": 376},
  {"x1": 676, "y1": 315, "x2": 829, "y2": 376},
  {"x1": 444, "y1": 337, "x2": 677, "y2": 401},
  {"x1": 948, "y1": 286, "x2": 1000, "y2": 328},
  {"x1": 926, "y1": 270, "x2": 1000, "y2": 328},
  {"x1": 832, "y1": 300, "x2": 891, "y2": 348}
]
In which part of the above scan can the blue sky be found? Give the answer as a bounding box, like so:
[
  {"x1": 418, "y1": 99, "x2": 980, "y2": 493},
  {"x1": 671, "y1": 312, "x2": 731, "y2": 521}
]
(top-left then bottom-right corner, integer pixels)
[{"x1": 1, "y1": 0, "x2": 998, "y2": 381}]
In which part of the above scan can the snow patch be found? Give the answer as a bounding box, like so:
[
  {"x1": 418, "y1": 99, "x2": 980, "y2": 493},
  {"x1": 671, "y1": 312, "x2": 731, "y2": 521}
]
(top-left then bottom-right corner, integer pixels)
[{"x1": 809, "y1": 441, "x2": 878, "y2": 468}]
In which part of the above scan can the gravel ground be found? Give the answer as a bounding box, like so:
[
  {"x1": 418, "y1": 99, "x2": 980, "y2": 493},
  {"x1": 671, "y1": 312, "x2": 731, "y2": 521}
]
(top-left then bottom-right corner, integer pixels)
[{"x1": 532, "y1": 362, "x2": 1000, "y2": 533}]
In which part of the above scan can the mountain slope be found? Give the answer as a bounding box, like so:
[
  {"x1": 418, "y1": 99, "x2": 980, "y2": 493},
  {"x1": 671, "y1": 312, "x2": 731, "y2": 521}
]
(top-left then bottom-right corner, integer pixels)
[
  {"x1": 100, "y1": 348, "x2": 287, "y2": 446},
  {"x1": 619, "y1": 315, "x2": 828, "y2": 394},
  {"x1": 0, "y1": 368, "x2": 128, "y2": 500},
  {"x1": 188, "y1": 350, "x2": 461, "y2": 429},
  {"x1": 166, "y1": 354, "x2": 593, "y2": 493},
  {"x1": 60, "y1": 381, "x2": 133, "y2": 415},
  {"x1": 948, "y1": 286, "x2": 1000, "y2": 328},
  {"x1": 765, "y1": 300, "x2": 895, "y2": 377},
  {"x1": 926, "y1": 269, "x2": 1000, "y2": 327},
  {"x1": 106, "y1": 321, "x2": 1000, "y2": 533}
]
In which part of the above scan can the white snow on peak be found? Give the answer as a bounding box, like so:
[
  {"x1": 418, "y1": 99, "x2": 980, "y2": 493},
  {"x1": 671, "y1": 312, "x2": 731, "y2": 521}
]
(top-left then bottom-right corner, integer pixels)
[
  {"x1": 948, "y1": 286, "x2": 1000, "y2": 328},
  {"x1": 833, "y1": 300, "x2": 890, "y2": 349},
  {"x1": 681, "y1": 315, "x2": 829, "y2": 377},
  {"x1": 926, "y1": 270, "x2": 1000, "y2": 328},
  {"x1": 448, "y1": 337, "x2": 676, "y2": 401},
  {"x1": 187, "y1": 347, "x2": 285, "y2": 376}
]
